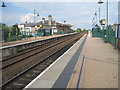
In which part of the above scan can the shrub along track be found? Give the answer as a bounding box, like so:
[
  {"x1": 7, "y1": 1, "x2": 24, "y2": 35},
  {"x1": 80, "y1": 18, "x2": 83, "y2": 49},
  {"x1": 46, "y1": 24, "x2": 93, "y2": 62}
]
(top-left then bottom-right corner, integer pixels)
[{"x1": 1, "y1": 33, "x2": 85, "y2": 89}]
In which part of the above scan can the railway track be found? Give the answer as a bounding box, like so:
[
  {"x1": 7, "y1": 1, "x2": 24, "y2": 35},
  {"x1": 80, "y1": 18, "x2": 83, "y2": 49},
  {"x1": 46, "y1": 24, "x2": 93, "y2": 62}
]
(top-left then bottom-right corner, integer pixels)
[
  {"x1": 2, "y1": 34, "x2": 76, "y2": 84},
  {"x1": 1, "y1": 34, "x2": 72, "y2": 69},
  {"x1": 1, "y1": 33, "x2": 85, "y2": 89},
  {"x1": 1, "y1": 34, "x2": 71, "y2": 61}
]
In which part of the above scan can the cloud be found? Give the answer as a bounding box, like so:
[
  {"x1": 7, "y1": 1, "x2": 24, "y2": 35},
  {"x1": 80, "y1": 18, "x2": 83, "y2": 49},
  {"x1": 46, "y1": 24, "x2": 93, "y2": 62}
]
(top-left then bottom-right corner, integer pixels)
[
  {"x1": 20, "y1": 13, "x2": 34, "y2": 23},
  {"x1": 2, "y1": 2, "x2": 118, "y2": 29},
  {"x1": 20, "y1": 13, "x2": 44, "y2": 23}
]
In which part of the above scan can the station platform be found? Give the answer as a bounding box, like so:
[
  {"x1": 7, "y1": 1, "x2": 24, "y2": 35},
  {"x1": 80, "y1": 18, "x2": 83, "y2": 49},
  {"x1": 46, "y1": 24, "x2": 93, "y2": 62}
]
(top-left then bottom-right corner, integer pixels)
[
  {"x1": 67, "y1": 33, "x2": 118, "y2": 88},
  {"x1": 1, "y1": 34, "x2": 71, "y2": 46},
  {"x1": 24, "y1": 33, "x2": 118, "y2": 89}
]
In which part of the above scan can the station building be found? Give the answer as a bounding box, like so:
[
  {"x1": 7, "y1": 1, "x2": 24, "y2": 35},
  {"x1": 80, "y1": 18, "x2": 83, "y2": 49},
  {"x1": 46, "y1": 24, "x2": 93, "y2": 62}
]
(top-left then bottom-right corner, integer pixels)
[{"x1": 18, "y1": 15, "x2": 73, "y2": 37}]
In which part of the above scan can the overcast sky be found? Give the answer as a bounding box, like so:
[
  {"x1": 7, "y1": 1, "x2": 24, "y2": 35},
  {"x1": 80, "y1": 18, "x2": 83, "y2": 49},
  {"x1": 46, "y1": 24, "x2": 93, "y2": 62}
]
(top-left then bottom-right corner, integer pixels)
[{"x1": 1, "y1": 0, "x2": 119, "y2": 29}]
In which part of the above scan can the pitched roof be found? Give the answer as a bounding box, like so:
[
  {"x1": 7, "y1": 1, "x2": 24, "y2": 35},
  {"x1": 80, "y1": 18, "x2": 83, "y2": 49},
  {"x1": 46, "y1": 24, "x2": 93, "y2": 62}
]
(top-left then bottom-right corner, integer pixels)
[{"x1": 21, "y1": 20, "x2": 72, "y2": 27}]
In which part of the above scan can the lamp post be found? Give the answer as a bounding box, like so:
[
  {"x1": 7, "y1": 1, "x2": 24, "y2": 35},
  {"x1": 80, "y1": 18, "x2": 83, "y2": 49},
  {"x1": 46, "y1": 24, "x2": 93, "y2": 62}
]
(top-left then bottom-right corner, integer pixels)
[
  {"x1": 1, "y1": 1, "x2": 6, "y2": 42},
  {"x1": 1, "y1": 2, "x2": 6, "y2": 7},
  {"x1": 1, "y1": 2, "x2": 6, "y2": 23},
  {"x1": 1, "y1": 1, "x2": 6, "y2": 23},
  {"x1": 106, "y1": 0, "x2": 108, "y2": 27},
  {"x1": 94, "y1": 11, "x2": 97, "y2": 25},
  {"x1": 98, "y1": 0, "x2": 109, "y2": 27},
  {"x1": 34, "y1": 9, "x2": 39, "y2": 23},
  {"x1": 33, "y1": 9, "x2": 39, "y2": 38},
  {"x1": 98, "y1": 0, "x2": 104, "y2": 26},
  {"x1": 34, "y1": 9, "x2": 35, "y2": 23},
  {"x1": 92, "y1": 17, "x2": 95, "y2": 26},
  {"x1": 97, "y1": 0, "x2": 109, "y2": 43}
]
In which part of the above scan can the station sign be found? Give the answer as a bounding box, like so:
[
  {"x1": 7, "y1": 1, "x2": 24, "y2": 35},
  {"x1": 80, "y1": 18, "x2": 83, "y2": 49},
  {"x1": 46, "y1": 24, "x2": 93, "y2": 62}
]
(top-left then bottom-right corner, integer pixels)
[
  {"x1": 100, "y1": 19, "x2": 106, "y2": 25},
  {"x1": 39, "y1": 25, "x2": 43, "y2": 28}
]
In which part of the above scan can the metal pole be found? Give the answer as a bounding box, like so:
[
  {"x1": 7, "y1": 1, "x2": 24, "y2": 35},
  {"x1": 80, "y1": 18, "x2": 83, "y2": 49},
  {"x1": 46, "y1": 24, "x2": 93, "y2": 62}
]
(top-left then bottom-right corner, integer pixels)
[
  {"x1": 106, "y1": 0, "x2": 109, "y2": 43},
  {"x1": 106, "y1": 0, "x2": 108, "y2": 27},
  {"x1": 95, "y1": 12, "x2": 97, "y2": 25},
  {"x1": 99, "y1": 7, "x2": 100, "y2": 26},
  {"x1": 118, "y1": 1, "x2": 120, "y2": 24},
  {"x1": 34, "y1": 9, "x2": 35, "y2": 23}
]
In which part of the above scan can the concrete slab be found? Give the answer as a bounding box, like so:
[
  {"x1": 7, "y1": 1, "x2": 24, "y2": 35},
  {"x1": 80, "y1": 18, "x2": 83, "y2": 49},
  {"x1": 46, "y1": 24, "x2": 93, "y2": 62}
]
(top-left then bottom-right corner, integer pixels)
[{"x1": 24, "y1": 34, "x2": 87, "y2": 89}]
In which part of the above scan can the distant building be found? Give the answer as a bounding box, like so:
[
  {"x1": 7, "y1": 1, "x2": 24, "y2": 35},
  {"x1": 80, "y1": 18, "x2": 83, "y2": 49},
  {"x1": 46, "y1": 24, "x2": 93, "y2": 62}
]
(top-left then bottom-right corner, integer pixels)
[{"x1": 18, "y1": 15, "x2": 73, "y2": 36}]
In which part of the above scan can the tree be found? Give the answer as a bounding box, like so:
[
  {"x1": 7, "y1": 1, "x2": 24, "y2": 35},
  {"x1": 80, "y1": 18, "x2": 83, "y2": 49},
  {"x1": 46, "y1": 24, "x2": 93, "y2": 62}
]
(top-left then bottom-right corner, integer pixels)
[
  {"x1": 0, "y1": 24, "x2": 11, "y2": 42},
  {"x1": 83, "y1": 29, "x2": 87, "y2": 32},
  {"x1": 74, "y1": 28, "x2": 82, "y2": 32},
  {"x1": 77, "y1": 28, "x2": 82, "y2": 32},
  {"x1": 11, "y1": 23, "x2": 20, "y2": 35},
  {"x1": 0, "y1": 23, "x2": 21, "y2": 42}
]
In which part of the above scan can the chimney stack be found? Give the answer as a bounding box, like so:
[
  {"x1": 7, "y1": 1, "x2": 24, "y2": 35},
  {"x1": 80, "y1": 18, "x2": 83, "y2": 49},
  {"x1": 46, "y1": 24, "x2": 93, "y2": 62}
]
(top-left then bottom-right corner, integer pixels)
[
  {"x1": 55, "y1": 21, "x2": 57, "y2": 26},
  {"x1": 64, "y1": 21, "x2": 66, "y2": 24},
  {"x1": 48, "y1": 15, "x2": 52, "y2": 25},
  {"x1": 42, "y1": 18, "x2": 45, "y2": 24}
]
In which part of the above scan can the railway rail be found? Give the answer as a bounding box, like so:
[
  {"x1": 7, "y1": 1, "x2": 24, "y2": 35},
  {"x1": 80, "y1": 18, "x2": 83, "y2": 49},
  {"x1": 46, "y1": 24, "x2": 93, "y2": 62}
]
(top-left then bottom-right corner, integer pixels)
[
  {"x1": 1, "y1": 34, "x2": 72, "y2": 69},
  {"x1": 1, "y1": 33, "x2": 85, "y2": 89},
  {"x1": 1, "y1": 34, "x2": 69, "y2": 59},
  {"x1": 2, "y1": 34, "x2": 76, "y2": 84}
]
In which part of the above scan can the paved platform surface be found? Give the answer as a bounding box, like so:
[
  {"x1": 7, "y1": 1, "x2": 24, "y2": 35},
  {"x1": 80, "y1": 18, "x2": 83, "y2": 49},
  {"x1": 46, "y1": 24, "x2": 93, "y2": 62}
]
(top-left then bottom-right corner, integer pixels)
[
  {"x1": 67, "y1": 33, "x2": 118, "y2": 88},
  {"x1": 24, "y1": 32, "x2": 118, "y2": 89}
]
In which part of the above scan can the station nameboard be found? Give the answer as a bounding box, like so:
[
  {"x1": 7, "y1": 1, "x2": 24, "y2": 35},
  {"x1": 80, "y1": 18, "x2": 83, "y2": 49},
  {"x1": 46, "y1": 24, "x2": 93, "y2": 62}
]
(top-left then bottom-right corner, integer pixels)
[
  {"x1": 39, "y1": 25, "x2": 43, "y2": 28},
  {"x1": 100, "y1": 19, "x2": 106, "y2": 25}
]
